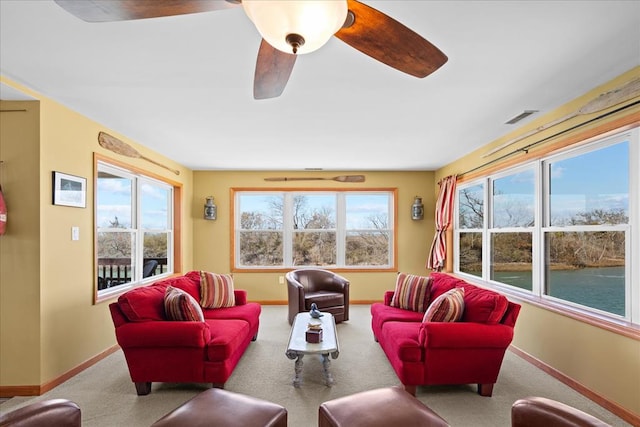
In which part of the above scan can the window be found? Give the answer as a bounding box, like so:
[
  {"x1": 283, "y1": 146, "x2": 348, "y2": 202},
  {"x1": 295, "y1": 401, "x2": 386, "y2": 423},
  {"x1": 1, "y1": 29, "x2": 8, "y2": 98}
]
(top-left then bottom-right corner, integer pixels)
[
  {"x1": 233, "y1": 189, "x2": 396, "y2": 270},
  {"x1": 543, "y1": 140, "x2": 629, "y2": 316},
  {"x1": 458, "y1": 183, "x2": 484, "y2": 277},
  {"x1": 490, "y1": 167, "x2": 535, "y2": 291},
  {"x1": 454, "y1": 128, "x2": 638, "y2": 325},
  {"x1": 95, "y1": 161, "x2": 174, "y2": 300}
]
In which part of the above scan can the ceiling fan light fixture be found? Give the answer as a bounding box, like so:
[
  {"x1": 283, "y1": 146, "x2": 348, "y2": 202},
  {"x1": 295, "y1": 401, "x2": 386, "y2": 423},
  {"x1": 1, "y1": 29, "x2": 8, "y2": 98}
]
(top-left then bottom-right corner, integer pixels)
[
  {"x1": 285, "y1": 33, "x2": 305, "y2": 54},
  {"x1": 242, "y1": 0, "x2": 348, "y2": 55}
]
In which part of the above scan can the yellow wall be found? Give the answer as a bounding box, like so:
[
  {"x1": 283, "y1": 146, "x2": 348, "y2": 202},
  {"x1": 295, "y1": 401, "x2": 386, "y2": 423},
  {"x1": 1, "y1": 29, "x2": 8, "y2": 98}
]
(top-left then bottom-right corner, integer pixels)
[
  {"x1": 434, "y1": 67, "x2": 640, "y2": 416},
  {"x1": 192, "y1": 170, "x2": 436, "y2": 302},
  {"x1": 0, "y1": 78, "x2": 194, "y2": 388},
  {"x1": 0, "y1": 100, "x2": 42, "y2": 386},
  {"x1": 515, "y1": 305, "x2": 639, "y2": 413}
]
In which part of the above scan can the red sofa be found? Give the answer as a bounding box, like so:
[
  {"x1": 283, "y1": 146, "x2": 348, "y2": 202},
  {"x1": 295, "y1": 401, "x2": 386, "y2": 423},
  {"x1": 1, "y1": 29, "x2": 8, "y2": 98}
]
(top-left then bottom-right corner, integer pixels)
[
  {"x1": 109, "y1": 271, "x2": 261, "y2": 395},
  {"x1": 371, "y1": 272, "x2": 520, "y2": 397}
]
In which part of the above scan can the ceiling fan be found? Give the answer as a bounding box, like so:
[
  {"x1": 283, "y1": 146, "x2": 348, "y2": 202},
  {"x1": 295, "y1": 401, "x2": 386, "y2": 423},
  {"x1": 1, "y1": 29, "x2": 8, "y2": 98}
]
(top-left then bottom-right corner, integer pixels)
[{"x1": 54, "y1": 0, "x2": 448, "y2": 100}]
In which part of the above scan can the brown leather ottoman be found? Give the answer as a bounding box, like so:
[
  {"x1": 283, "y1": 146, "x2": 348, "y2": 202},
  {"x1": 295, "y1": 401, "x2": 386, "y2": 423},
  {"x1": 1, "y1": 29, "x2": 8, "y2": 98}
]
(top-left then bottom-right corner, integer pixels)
[
  {"x1": 151, "y1": 388, "x2": 287, "y2": 427},
  {"x1": 512, "y1": 396, "x2": 611, "y2": 426},
  {"x1": 319, "y1": 386, "x2": 449, "y2": 427},
  {"x1": 0, "y1": 399, "x2": 81, "y2": 427}
]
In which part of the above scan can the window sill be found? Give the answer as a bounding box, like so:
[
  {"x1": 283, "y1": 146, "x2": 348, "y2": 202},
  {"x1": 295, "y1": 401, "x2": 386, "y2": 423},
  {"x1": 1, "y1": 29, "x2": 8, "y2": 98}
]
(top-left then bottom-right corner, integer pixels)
[
  {"x1": 94, "y1": 272, "x2": 176, "y2": 304},
  {"x1": 450, "y1": 272, "x2": 640, "y2": 341}
]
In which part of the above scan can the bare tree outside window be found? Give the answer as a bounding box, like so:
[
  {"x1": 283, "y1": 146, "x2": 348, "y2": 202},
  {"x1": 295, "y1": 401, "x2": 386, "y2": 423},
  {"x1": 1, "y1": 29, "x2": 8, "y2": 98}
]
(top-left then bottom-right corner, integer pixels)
[
  {"x1": 458, "y1": 184, "x2": 484, "y2": 276},
  {"x1": 459, "y1": 185, "x2": 484, "y2": 229},
  {"x1": 235, "y1": 190, "x2": 395, "y2": 269},
  {"x1": 239, "y1": 194, "x2": 284, "y2": 266}
]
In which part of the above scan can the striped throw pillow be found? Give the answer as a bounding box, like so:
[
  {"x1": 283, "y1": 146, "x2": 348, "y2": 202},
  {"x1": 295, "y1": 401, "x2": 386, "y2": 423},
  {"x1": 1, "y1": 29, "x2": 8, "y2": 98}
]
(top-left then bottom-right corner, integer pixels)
[
  {"x1": 423, "y1": 287, "x2": 465, "y2": 322},
  {"x1": 199, "y1": 271, "x2": 235, "y2": 309},
  {"x1": 390, "y1": 273, "x2": 432, "y2": 312},
  {"x1": 164, "y1": 286, "x2": 204, "y2": 321}
]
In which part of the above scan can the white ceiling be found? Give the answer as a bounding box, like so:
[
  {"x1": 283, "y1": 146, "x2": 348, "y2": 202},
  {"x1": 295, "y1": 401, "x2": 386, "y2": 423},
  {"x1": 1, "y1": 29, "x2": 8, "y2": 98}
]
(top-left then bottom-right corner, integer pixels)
[{"x1": 1, "y1": 1, "x2": 639, "y2": 171}]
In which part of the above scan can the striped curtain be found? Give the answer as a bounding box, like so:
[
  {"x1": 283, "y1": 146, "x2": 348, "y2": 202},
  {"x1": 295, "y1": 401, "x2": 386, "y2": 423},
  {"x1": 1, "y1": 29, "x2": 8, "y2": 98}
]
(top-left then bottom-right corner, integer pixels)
[{"x1": 427, "y1": 175, "x2": 457, "y2": 271}]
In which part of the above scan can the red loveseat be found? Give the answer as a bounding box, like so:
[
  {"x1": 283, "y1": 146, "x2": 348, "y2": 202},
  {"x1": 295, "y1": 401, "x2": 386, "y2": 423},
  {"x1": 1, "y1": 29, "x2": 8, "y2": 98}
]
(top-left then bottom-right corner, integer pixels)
[
  {"x1": 109, "y1": 271, "x2": 261, "y2": 395},
  {"x1": 371, "y1": 272, "x2": 520, "y2": 397}
]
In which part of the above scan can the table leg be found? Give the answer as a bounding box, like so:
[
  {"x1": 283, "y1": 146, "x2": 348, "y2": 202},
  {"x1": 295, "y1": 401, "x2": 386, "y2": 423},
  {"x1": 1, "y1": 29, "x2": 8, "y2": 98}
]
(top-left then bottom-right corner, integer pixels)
[
  {"x1": 322, "y1": 353, "x2": 334, "y2": 386},
  {"x1": 293, "y1": 354, "x2": 304, "y2": 387}
]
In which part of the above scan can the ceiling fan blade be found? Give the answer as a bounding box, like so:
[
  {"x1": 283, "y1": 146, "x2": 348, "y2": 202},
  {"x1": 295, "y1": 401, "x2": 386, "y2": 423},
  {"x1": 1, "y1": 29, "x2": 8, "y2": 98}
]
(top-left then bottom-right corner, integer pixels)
[
  {"x1": 54, "y1": 0, "x2": 238, "y2": 23},
  {"x1": 254, "y1": 39, "x2": 297, "y2": 100},
  {"x1": 335, "y1": 0, "x2": 447, "y2": 78}
]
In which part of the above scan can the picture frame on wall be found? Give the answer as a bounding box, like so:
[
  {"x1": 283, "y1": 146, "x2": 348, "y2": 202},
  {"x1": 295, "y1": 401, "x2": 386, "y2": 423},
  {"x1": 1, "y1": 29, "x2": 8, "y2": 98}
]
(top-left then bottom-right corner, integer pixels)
[{"x1": 52, "y1": 171, "x2": 86, "y2": 208}]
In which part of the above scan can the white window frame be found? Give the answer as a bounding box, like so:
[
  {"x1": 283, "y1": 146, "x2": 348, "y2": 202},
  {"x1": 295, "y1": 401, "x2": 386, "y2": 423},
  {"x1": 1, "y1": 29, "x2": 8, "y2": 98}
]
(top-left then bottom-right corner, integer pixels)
[
  {"x1": 454, "y1": 128, "x2": 639, "y2": 326},
  {"x1": 455, "y1": 182, "x2": 486, "y2": 279},
  {"x1": 95, "y1": 161, "x2": 174, "y2": 302},
  {"x1": 232, "y1": 188, "x2": 397, "y2": 271},
  {"x1": 487, "y1": 165, "x2": 538, "y2": 292}
]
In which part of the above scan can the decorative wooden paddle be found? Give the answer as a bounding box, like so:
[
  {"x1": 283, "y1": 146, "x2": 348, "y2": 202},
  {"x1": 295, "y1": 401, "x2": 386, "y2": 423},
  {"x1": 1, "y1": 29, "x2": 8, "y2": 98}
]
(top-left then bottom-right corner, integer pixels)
[
  {"x1": 98, "y1": 131, "x2": 180, "y2": 175},
  {"x1": 482, "y1": 77, "x2": 640, "y2": 158},
  {"x1": 264, "y1": 175, "x2": 365, "y2": 183}
]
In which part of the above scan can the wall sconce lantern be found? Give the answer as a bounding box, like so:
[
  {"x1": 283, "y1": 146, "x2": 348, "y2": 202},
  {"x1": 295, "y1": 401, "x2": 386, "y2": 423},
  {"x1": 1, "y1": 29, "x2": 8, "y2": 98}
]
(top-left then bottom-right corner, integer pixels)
[
  {"x1": 204, "y1": 196, "x2": 217, "y2": 220},
  {"x1": 411, "y1": 196, "x2": 424, "y2": 221}
]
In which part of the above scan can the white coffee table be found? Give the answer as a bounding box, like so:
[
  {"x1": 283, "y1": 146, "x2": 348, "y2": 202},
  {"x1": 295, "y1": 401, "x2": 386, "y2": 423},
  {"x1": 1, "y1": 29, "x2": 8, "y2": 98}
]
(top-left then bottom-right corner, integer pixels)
[{"x1": 285, "y1": 312, "x2": 340, "y2": 387}]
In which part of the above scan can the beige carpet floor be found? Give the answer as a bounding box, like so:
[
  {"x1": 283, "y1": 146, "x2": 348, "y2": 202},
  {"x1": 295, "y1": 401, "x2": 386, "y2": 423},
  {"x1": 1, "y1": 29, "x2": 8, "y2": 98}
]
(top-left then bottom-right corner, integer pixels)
[{"x1": 0, "y1": 305, "x2": 631, "y2": 426}]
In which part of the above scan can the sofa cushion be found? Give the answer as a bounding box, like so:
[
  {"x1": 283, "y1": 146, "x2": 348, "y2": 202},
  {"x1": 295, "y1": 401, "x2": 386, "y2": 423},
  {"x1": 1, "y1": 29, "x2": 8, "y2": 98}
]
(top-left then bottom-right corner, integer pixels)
[
  {"x1": 460, "y1": 284, "x2": 509, "y2": 324},
  {"x1": 390, "y1": 273, "x2": 432, "y2": 312},
  {"x1": 429, "y1": 272, "x2": 469, "y2": 300},
  {"x1": 204, "y1": 302, "x2": 262, "y2": 332},
  {"x1": 159, "y1": 275, "x2": 201, "y2": 301},
  {"x1": 200, "y1": 271, "x2": 235, "y2": 309},
  {"x1": 164, "y1": 286, "x2": 205, "y2": 322},
  {"x1": 371, "y1": 303, "x2": 425, "y2": 340},
  {"x1": 304, "y1": 291, "x2": 344, "y2": 310},
  {"x1": 423, "y1": 287, "x2": 465, "y2": 322},
  {"x1": 206, "y1": 319, "x2": 252, "y2": 361},
  {"x1": 371, "y1": 303, "x2": 425, "y2": 324},
  {"x1": 118, "y1": 283, "x2": 169, "y2": 322}
]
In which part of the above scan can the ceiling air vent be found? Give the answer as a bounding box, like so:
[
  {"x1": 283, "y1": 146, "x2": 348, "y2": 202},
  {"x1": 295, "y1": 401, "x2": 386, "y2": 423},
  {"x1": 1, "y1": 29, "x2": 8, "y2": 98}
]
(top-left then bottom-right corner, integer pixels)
[{"x1": 505, "y1": 110, "x2": 538, "y2": 125}]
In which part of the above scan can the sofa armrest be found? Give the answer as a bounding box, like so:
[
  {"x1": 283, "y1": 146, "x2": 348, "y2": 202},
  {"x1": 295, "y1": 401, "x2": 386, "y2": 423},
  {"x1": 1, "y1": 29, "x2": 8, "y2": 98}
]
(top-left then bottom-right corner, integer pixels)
[
  {"x1": 234, "y1": 289, "x2": 247, "y2": 305},
  {"x1": 116, "y1": 321, "x2": 211, "y2": 348},
  {"x1": 109, "y1": 302, "x2": 128, "y2": 328},
  {"x1": 419, "y1": 322, "x2": 514, "y2": 349},
  {"x1": 287, "y1": 275, "x2": 305, "y2": 324},
  {"x1": 383, "y1": 291, "x2": 395, "y2": 306},
  {"x1": 501, "y1": 301, "x2": 521, "y2": 327},
  {"x1": 330, "y1": 272, "x2": 350, "y2": 292}
]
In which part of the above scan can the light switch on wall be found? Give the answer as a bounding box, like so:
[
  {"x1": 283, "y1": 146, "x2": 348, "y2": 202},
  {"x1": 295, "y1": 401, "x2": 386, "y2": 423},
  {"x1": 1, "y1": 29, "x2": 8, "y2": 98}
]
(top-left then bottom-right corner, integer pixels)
[{"x1": 71, "y1": 226, "x2": 80, "y2": 241}]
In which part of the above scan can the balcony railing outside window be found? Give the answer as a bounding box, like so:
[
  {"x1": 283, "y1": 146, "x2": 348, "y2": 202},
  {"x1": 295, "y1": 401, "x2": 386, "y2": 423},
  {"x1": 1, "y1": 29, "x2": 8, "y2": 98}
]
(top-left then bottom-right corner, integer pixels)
[{"x1": 97, "y1": 257, "x2": 168, "y2": 290}]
